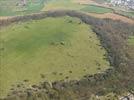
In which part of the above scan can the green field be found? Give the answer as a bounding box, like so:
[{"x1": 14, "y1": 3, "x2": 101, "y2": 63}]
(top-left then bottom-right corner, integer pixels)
[
  {"x1": 0, "y1": 16, "x2": 110, "y2": 97},
  {"x1": 0, "y1": 0, "x2": 46, "y2": 16},
  {"x1": 0, "y1": 0, "x2": 114, "y2": 16},
  {"x1": 120, "y1": 11, "x2": 134, "y2": 18},
  {"x1": 128, "y1": 36, "x2": 134, "y2": 45},
  {"x1": 42, "y1": 1, "x2": 113, "y2": 14},
  {"x1": 42, "y1": 0, "x2": 85, "y2": 11},
  {"x1": 81, "y1": 5, "x2": 113, "y2": 14},
  {"x1": 0, "y1": 0, "x2": 84, "y2": 16}
]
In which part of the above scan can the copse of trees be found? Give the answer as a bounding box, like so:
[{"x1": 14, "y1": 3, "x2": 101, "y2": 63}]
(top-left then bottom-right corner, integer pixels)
[{"x1": 0, "y1": 10, "x2": 134, "y2": 100}]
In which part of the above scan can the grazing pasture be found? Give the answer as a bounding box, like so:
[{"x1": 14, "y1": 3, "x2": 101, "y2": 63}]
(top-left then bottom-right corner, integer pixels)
[
  {"x1": 0, "y1": 0, "x2": 46, "y2": 16},
  {"x1": 0, "y1": 16, "x2": 110, "y2": 97},
  {"x1": 42, "y1": 1, "x2": 113, "y2": 14},
  {"x1": 42, "y1": 0, "x2": 85, "y2": 11},
  {"x1": 81, "y1": 5, "x2": 113, "y2": 14}
]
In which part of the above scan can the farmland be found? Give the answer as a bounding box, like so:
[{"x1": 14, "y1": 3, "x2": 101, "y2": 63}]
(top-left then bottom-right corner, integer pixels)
[
  {"x1": 0, "y1": 0, "x2": 114, "y2": 16},
  {"x1": 42, "y1": 0, "x2": 85, "y2": 11},
  {"x1": 0, "y1": 0, "x2": 46, "y2": 16},
  {"x1": 42, "y1": 0, "x2": 113, "y2": 14},
  {"x1": 0, "y1": 16, "x2": 110, "y2": 97},
  {"x1": 81, "y1": 5, "x2": 113, "y2": 14},
  {"x1": 117, "y1": 11, "x2": 134, "y2": 18}
]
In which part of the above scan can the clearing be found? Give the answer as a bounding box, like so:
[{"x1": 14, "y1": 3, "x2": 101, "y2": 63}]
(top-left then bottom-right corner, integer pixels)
[{"x1": 0, "y1": 16, "x2": 110, "y2": 97}]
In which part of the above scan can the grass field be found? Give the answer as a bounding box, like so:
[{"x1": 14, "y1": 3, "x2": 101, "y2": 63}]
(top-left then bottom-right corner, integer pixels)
[
  {"x1": 42, "y1": 0, "x2": 85, "y2": 11},
  {"x1": 0, "y1": 16, "x2": 110, "y2": 97},
  {"x1": 120, "y1": 11, "x2": 134, "y2": 18},
  {"x1": 0, "y1": 0, "x2": 85, "y2": 16},
  {"x1": 81, "y1": 5, "x2": 113, "y2": 14},
  {"x1": 128, "y1": 36, "x2": 134, "y2": 45},
  {"x1": 42, "y1": 1, "x2": 113, "y2": 14},
  {"x1": 0, "y1": 0, "x2": 118, "y2": 16},
  {"x1": 0, "y1": 0, "x2": 46, "y2": 16}
]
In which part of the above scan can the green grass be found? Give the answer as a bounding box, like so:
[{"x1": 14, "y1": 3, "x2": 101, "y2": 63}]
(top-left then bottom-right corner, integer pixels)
[
  {"x1": 0, "y1": 0, "x2": 85, "y2": 16},
  {"x1": 42, "y1": 0, "x2": 85, "y2": 11},
  {"x1": 120, "y1": 11, "x2": 134, "y2": 18},
  {"x1": 0, "y1": 16, "x2": 110, "y2": 97},
  {"x1": 0, "y1": 0, "x2": 46, "y2": 16},
  {"x1": 128, "y1": 36, "x2": 134, "y2": 45},
  {"x1": 42, "y1": 1, "x2": 113, "y2": 14},
  {"x1": 81, "y1": 5, "x2": 113, "y2": 14},
  {"x1": 0, "y1": 0, "x2": 114, "y2": 16}
]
